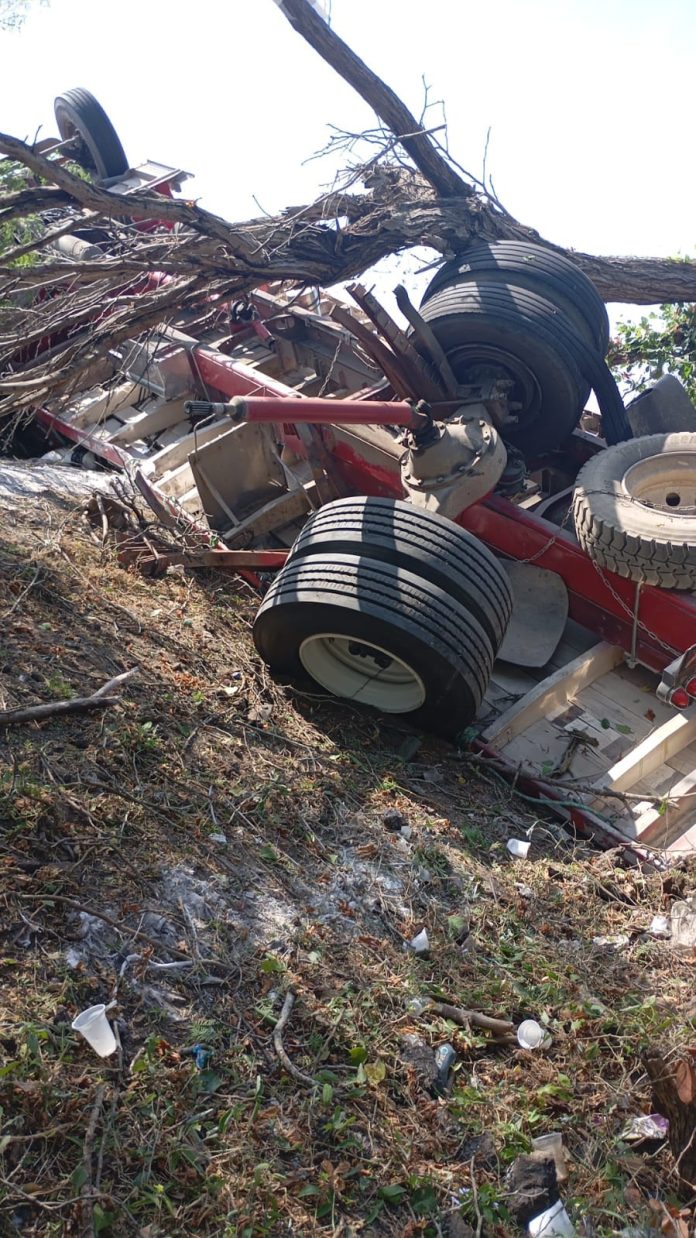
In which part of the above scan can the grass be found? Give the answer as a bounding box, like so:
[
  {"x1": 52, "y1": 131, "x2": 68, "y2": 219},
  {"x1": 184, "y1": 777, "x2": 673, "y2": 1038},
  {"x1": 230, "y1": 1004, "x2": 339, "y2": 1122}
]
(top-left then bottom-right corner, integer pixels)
[{"x1": 0, "y1": 484, "x2": 695, "y2": 1235}]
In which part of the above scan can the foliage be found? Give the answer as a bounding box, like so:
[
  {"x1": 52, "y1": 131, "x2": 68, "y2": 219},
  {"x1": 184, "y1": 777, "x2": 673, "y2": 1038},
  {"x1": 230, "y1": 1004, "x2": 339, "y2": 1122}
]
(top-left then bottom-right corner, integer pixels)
[
  {"x1": 608, "y1": 302, "x2": 696, "y2": 403},
  {"x1": 0, "y1": 0, "x2": 47, "y2": 31}
]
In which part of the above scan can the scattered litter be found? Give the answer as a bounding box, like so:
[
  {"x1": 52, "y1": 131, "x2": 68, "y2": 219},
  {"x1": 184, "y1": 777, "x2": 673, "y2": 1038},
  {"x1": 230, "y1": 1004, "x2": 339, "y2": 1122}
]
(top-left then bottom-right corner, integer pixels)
[
  {"x1": 517, "y1": 1019, "x2": 551, "y2": 1050},
  {"x1": 399, "y1": 1033, "x2": 438, "y2": 1092},
  {"x1": 400, "y1": 825, "x2": 412, "y2": 841},
  {"x1": 434, "y1": 1042, "x2": 457, "y2": 1094},
  {"x1": 208, "y1": 833, "x2": 228, "y2": 845},
  {"x1": 183, "y1": 1043, "x2": 213, "y2": 1071},
  {"x1": 506, "y1": 1153, "x2": 559, "y2": 1226},
  {"x1": 407, "y1": 996, "x2": 431, "y2": 1015},
  {"x1": 407, "y1": 928, "x2": 429, "y2": 955},
  {"x1": 71, "y1": 1003, "x2": 117, "y2": 1057},
  {"x1": 383, "y1": 808, "x2": 409, "y2": 832},
  {"x1": 592, "y1": 934, "x2": 630, "y2": 950},
  {"x1": 670, "y1": 898, "x2": 696, "y2": 951},
  {"x1": 507, "y1": 838, "x2": 531, "y2": 859},
  {"x1": 647, "y1": 914, "x2": 671, "y2": 938},
  {"x1": 516, "y1": 883, "x2": 534, "y2": 899},
  {"x1": 528, "y1": 1199, "x2": 575, "y2": 1236},
  {"x1": 621, "y1": 1113, "x2": 669, "y2": 1143},
  {"x1": 532, "y1": 1132, "x2": 568, "y2": 1182}
]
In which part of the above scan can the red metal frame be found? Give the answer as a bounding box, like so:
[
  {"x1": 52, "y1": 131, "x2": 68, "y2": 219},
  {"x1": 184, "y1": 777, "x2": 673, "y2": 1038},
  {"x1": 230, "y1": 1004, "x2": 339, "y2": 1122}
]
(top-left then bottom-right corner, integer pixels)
[{"x1": 38, "y1": 333, "x2": 696, "y2": 675}]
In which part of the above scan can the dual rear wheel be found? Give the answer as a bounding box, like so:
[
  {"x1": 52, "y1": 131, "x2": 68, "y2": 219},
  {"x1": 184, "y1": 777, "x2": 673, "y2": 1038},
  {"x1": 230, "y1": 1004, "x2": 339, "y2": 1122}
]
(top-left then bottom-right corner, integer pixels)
[{"x1": 253, "y1": 498, "x2": 512, "y2": 738}]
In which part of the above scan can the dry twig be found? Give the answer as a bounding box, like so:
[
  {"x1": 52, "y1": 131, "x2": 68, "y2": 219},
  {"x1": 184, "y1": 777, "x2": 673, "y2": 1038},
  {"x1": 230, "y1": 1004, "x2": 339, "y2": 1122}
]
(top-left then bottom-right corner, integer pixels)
[
  {"x1": 0, "y1": 667, "x2": 138, "y2": 728},
  {"x1": 272, "y1": 989, "x2": 318, "y2": 1088}
]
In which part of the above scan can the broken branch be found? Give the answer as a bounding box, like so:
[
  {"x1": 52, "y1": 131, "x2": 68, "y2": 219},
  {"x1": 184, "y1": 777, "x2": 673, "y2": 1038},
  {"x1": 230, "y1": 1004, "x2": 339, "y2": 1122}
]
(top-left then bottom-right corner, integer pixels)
[
  {"x1": 427, "y1": 1000, "x2": 516, "y2": 1039},
  {"x1": 277, "y1": 0, "x2": 469, "y2": 199},
  {"x1": 0, "y1": 667, "x2": 138, "y2": 728},
  {"x1": 272, "y1": 989, "x2": 318, "y2": 1088}
]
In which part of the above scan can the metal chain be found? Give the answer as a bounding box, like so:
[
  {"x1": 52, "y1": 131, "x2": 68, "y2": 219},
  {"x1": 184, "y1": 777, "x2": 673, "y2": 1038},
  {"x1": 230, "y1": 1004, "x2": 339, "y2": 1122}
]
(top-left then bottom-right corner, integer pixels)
[
  {"x1": 514, "y1": 490, "x2": 678, "y2": 657},
  {"x1": 588, "y1": 557, "x2": 678, "y2": 657},
  {"x1": 516, "y1": 500, "x2": 573, "y2": 566}
]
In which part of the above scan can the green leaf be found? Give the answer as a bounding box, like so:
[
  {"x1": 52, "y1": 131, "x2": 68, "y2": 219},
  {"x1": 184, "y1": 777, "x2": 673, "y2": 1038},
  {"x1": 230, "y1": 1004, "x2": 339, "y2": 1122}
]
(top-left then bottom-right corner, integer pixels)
[
  {"x1": 259, "y1": 956, "x2": 283, "y2": 974},
  {"x1": 71, "y1": 1163, "x2": 88, "y2": 1190},
  {"x1": 259, "y1": 844, "x2": 278, "y2": 862},
  {"x1": 364, "y1": 1059, "x2": 386, "y2": 1087},
  {"x1": 615, "y1": 722, "x2": 633, "y2": 735},
  {"x1": 198, "y1": 1069, "x2": 224, "y2": 1094},
  {"x1": 348, "y1": 1045, "x2": 367, "y2": 1064},
  {"x1": 93, "y1": 1204, "x2": 116, "y2": 1234},
  {"x1": 447, "y1": 913, "x2": 467, "y2": 939},
  {"x1": 379, "y1": 1184, "x2": 406, "y2": 1201},
  {"x1": 322, "y1": 1083, "x2": 333, "y2": 1105}
]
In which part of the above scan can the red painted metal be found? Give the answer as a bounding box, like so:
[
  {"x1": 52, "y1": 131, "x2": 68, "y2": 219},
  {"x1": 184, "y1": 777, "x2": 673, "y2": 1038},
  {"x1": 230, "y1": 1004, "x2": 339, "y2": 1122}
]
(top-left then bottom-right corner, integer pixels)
[
  {"x1": 231, "y1": 394, "x2": 419, "y2": 428},
  {"x1": 316, "y1": 432, "x2": 696, "y2": 671},
  {"x1": 194, "y1": 346, "x2": 305, "y2": 400},
  {"x1": 458, "y1": 495, "x2": 696, "y2": 673},
  {"x1": 34, "y1": 409, "x2": 130, "y2": 471}
]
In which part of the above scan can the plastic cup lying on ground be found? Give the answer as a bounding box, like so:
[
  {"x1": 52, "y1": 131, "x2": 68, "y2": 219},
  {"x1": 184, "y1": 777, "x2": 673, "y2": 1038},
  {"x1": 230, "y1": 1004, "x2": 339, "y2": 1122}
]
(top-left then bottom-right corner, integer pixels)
[
  {"x1": 71, "y1": 1004, "x2": 117, "y2": 1057},
  {"x1": 528, "y1": 1199, "x2": 575, "y2": 1236},
  {"x1": 517, "y1": 1019, "x2": 551, "y2": 1050},
  {"x1": 507, "y1": 838, "x2": 531, "y2": 859}
]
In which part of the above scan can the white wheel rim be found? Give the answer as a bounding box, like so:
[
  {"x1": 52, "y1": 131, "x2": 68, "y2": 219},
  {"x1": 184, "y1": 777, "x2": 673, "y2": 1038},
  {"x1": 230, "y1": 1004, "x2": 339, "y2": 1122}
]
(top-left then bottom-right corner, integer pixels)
[
  {"x1": 299, "y1": 633, "x2": 426, "y2": 712},
  {"x1": 624, "y1": 451, "x2": 696, "y2": 515}
]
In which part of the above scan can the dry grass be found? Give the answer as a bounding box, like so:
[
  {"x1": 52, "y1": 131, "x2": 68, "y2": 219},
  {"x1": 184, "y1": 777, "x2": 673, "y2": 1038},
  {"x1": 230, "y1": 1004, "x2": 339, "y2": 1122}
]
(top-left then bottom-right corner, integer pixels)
[{"x1": 1, "y1": 481, "x2": 695, "y2": 1237}]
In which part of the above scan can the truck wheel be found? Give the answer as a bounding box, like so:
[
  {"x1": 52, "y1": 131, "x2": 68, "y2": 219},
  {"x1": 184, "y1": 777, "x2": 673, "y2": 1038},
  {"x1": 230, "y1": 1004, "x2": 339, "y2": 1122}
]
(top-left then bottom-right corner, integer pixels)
[
  {"x1": 286, "y1": 496, "x2": 512, "y2": 651},
  {"x1": 573, "y1": 432, "x2": 696, "y2": 588},
  {"x1": 54, "y1": 88, "x2": 129, "y2": 180},
  {"x1": 253, "y1": 554, "x2": 494, "y2": 737},
  {"x1": 421, "y1": 241, "x2": 609, "y2": 356},
  {"x1": 417, "y1": 283, "x2": 588, "y2": 456}
]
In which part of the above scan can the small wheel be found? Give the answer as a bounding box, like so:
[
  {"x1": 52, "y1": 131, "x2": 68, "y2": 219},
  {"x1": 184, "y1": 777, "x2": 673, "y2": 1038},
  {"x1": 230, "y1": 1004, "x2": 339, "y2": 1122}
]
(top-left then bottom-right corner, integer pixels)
[
  {"x1": 54, "y1": 88, "x2": 129, "y2": 180},
  {"x1": 422, "y1": 241, "x2": 609, "y2": 356},
  {"x1": 418, "y1": 283, "x2": 588, "y2": 456},
  {"x1": 253, "y1": 553, "x2": 494, "y2": 737},
  {"x1": 286, "y1": 496, "x2": 512, "y2": 651},
  {"x1": 573, "y1": 432, "x2": 696, "y2": 588}
]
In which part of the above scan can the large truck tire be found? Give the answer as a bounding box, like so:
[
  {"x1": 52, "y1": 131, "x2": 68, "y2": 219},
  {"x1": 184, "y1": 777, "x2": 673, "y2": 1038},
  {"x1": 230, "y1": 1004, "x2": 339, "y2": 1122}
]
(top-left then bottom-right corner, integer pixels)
[
  {"x1": 286, "y1": 496, "x2": 513, "y2": 651},
  {"x1": 253, "y1": 553, "x2": 495, "y2": 738},
  {"x1": 54, "y1": 88, "x2": 129, "y2": 180},
  {"x1": 573, "y1": 432, "x2": 696, "y2": 588}
]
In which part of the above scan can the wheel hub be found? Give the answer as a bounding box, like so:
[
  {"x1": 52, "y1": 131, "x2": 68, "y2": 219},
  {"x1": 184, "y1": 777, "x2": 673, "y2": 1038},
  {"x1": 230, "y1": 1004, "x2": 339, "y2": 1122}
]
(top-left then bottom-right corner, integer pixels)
[
  {"x1": 623, "y1": 451, "x2": 696, "y2": 515},
  {"x1": 299, "y1": 633, "x2": 426, "y2": 712}
]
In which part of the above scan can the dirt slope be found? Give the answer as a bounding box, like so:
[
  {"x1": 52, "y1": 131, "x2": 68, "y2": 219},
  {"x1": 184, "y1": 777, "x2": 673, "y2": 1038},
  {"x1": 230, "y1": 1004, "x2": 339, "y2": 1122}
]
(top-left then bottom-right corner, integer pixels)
[{"x1": 1, "y1": 465, "x2": 695, "y2": 1237}]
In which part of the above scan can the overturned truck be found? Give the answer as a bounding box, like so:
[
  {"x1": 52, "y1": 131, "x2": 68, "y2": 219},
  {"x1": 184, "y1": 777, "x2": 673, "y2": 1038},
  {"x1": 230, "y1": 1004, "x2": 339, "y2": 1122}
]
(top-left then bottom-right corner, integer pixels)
[{"x1": 12, "y1": 88, "x2": 696, "y2": 861}]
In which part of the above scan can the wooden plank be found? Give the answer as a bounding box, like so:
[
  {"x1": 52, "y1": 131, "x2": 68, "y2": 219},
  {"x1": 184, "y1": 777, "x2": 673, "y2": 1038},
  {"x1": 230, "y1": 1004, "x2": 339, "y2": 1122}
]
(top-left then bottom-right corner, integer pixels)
[
  {"x1": 593, "y1": 712, "x2": 696, "y2": 795},
  {"x1": 632, "y1": 766, "x2": 696, "y2": 841},
  {"x1": 483, "y1": 642, "x2": 624, "y2": 749},
  {"x1": 223, "y1": 486, "x2": 311, "y2": 547},
  {"x1": 109, "y1": 399, "x2": 189, "y2": 446}
]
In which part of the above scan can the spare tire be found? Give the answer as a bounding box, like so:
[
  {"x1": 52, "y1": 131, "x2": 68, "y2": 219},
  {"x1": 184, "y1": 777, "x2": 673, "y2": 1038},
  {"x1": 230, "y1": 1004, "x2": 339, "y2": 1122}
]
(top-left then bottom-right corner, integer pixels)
[
  {"x1": 573, "y1": 432, "x2": 696, "y2": 588},
  {"x1": 54, "y1": 88, "x2": 129, "y2": 180},
  {"x1": 253, "y1": 553, "x2": 494, "y2": 737},
  {"x1": 422, "y1": 241, "x2": 610, "y2": 356},
  {"x1": 286, "y1": 496, "x2": 513, "y2": 650}
]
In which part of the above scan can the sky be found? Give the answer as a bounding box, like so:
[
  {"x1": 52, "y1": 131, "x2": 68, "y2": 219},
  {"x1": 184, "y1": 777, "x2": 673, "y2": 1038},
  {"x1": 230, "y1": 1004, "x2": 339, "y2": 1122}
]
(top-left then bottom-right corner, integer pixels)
[{"x1": 1, "y1": 0, "x2": 694, "y2": 324}]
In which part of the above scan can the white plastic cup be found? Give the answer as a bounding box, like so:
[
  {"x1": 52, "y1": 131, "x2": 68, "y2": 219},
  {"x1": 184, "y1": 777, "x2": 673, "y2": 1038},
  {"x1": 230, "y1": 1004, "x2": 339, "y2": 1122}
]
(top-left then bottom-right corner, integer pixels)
[
  {"x1": 517, "y1": 1019, "x2": 550, "y2": 1050},
  {"x1": 409, "y1": 928, "x2": 429, "y2": 954},
  {"x1": 507, "y1": 838, "x2": 531, "y2": 859},
  {"x1": 71, "y1": 1004, "x2": 117, "y2": 1057},
  {"x1": 528, "y1": 1200, "x2": 575, "y2": 1237}
]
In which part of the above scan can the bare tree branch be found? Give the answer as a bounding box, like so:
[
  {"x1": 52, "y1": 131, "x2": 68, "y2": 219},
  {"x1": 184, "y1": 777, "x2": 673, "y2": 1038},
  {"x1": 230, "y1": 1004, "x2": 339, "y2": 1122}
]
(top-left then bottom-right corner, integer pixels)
[{"x1": 276, "y1": 0, "x2": 471, "y2": 199}]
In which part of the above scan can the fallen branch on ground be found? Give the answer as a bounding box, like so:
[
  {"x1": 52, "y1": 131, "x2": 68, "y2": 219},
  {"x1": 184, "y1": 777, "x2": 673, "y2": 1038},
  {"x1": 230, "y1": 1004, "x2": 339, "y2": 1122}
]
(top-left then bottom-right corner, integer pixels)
[
  {"x1": 426, "y1": 1000, "x2": 516, "y2": 1040},
  {"x1": 0, "y1": 667, "x2": 138, "y2": 728},
  {"x1": 80, "y1": 1084, "x2": 106, "y2": 1238},
  {"x1": 273, "y1": 989, "x2": 318, "y2": 1087}
]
